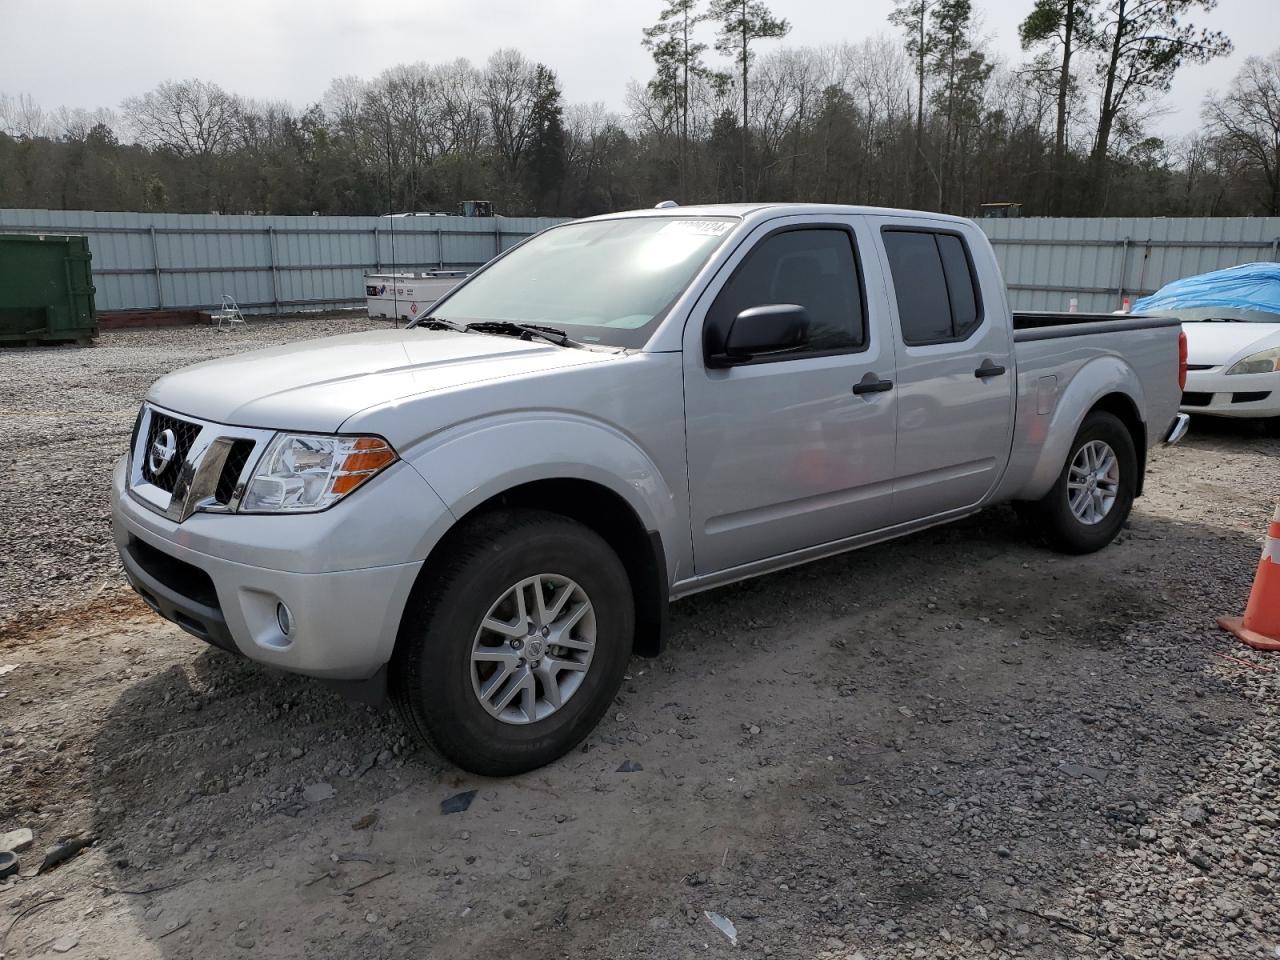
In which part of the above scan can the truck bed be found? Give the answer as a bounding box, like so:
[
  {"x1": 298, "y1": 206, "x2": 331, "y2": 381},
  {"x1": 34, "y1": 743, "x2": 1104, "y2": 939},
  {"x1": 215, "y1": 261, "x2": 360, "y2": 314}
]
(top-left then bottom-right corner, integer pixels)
[
  {"x1": 995, "y1": 309, "x2": 1184, "y2": 506},
  {"x1": 1012, "y1": 311, "x2": 1180, "y2": 341}
]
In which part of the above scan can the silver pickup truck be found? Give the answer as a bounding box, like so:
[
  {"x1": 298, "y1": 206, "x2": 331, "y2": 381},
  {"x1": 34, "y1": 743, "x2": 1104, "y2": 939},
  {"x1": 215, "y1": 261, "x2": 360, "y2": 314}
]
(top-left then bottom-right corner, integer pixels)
[{"x1": 111, "y1": 204, "x2": 1188, "y2": 774}]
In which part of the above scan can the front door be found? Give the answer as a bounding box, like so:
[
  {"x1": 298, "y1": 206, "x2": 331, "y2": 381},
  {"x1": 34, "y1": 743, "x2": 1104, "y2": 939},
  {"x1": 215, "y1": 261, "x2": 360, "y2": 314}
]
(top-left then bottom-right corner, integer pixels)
[
  {"x1": 684, "y1": 218, "x2": 899, "y2": 575},
  {"x1": 876, "y1": 221, "x2": 1015, "y2": 521}
]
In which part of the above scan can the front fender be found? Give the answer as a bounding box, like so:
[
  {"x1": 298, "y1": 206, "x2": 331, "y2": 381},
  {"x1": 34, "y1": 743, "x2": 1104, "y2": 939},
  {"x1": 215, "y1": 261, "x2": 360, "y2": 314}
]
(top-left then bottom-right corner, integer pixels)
[
  {"x1": 402, "y1": 411, "x2": 684, "y2": 577},
  {"x1": 1015, "y1": 355, "x2": 1147, "y2": 502}
]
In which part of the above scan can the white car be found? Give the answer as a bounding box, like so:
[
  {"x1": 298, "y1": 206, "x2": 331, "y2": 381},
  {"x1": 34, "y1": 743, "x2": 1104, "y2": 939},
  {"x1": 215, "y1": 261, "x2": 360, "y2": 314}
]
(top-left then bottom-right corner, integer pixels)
[
  {"x1": 1178, "y1": 308, "x2": 1280, "y2": 425},
  {"x1": 1134, "y1": 262, "x2": 1280, "y2": 429}
]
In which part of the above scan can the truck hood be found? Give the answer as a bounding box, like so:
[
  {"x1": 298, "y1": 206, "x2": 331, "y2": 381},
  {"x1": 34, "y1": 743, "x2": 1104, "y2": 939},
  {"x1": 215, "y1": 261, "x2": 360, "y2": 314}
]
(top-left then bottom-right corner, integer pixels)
[
  {"x1": 147, "y1": 329, "x2": 613, "y2": 432},
  {"x1": 1182, "y1": 321, "x2": 1280, "y2": 366}
]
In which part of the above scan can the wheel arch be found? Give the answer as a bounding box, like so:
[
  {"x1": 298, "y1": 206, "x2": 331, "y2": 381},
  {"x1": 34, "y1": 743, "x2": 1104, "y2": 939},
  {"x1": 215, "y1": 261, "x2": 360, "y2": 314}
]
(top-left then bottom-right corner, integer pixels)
[
  {"x1": 1090, "y1": 391, "x2": 1147, "y2": 497},
  {"x1": 398, "y1": 478, "x2": 670, "y2": 660},
  {"x1": 1012, "y1": 356, "x2": 1149, "y2": 502}
]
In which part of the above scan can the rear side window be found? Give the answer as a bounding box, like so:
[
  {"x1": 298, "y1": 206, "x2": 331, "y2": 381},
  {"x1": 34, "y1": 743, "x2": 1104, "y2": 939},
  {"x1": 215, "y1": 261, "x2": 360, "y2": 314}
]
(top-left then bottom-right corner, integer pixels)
[
  {"x1": 707, "y1": 228, "x2": 866, "y2": 358},
  {"x1": 882, "y1": 229, "x2": 983, "y2": 345}
]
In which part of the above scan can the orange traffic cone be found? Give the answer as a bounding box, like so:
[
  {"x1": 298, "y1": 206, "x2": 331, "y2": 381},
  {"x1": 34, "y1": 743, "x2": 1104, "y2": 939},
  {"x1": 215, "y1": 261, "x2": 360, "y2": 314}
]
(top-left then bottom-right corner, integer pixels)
[{"x1": 1218, "y1": 502, "x2": 1280, "y2": 652}]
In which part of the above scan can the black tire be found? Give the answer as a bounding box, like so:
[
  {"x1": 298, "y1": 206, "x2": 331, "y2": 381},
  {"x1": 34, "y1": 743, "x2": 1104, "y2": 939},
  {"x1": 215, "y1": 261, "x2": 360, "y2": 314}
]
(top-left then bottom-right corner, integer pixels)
[
  {"x1": 1025, "y1": 410, "x2": 1137, "y2": 555},
  {"x1": 390, "y1": 509, "x2": 634, "y2": 776}
]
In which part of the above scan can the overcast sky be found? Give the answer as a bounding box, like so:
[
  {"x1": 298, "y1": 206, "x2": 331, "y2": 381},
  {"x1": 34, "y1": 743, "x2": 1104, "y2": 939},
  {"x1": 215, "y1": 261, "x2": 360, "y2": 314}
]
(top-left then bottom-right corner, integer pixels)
[{"x1": 1, "y1": 0, "x2": 1273, "y2": 135}]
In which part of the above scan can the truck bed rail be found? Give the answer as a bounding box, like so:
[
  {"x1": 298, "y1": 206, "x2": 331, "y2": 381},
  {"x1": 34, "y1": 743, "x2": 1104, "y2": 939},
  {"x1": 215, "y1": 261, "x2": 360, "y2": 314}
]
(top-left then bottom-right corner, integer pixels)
[{"x1": 1012, "y1": 311, "x2": 1180, "y2": 343}]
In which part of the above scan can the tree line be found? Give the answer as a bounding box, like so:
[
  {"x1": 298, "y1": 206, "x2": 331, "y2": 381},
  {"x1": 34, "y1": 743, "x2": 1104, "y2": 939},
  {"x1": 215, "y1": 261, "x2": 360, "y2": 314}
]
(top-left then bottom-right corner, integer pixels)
[{"x1": 1, "y1": 0, "x2": 1277, "y2": 219}]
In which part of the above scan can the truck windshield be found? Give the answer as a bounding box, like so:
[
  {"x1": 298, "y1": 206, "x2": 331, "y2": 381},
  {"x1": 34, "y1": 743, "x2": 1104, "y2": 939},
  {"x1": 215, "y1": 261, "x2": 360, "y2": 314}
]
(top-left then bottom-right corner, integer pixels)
[{"x1": 428, "y1": 216, "x2": 736, "y2": 348}]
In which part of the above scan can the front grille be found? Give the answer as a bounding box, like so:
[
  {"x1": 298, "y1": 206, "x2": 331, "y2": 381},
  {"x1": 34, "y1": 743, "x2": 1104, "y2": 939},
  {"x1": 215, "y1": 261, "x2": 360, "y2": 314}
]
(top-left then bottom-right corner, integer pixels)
[
  {"x1": 1186, "y1": 363, "x2": 1215, "y2": 371},
  {"x1": 1232, "y1": 391, "x2": 1272, "y2": 404},
  {"x1": 214, "y1": 439, "x2": 255, "y2": 504},
  {"x1": 141, "y1": 411, "x2": 201, "y2": 492},
  {"x1": 1181, "y1": 391, "x2": 1212, "y2": 407}
]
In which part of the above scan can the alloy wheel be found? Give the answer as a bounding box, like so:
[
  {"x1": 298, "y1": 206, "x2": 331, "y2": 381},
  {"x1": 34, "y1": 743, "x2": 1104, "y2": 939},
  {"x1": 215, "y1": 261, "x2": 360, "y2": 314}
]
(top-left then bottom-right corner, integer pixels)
[{"x1": 469, "y1": 574, "x2": 596, "y2": 725}]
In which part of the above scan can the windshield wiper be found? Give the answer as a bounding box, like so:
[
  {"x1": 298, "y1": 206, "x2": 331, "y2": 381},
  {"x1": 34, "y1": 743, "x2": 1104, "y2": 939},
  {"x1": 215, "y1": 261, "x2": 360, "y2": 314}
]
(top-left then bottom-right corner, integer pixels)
[
  {"x1": 464, "y1": 320, "x2": 583, "y2": 348},
  {"x1": 412, "y1": 315, "x2": 583, "y2": 348},
  {"x1": 411, "y1": 316, "x2": 468, "y2": 332}
]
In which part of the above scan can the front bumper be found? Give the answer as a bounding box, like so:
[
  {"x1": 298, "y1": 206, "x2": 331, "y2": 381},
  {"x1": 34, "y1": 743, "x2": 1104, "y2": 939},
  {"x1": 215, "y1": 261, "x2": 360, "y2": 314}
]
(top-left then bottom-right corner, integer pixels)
[
  {"x1": 111, "y1": 456, "x2": 447, "y2": 680},
  {"x1": 1181, "y1": 368, "x2": 1280, "y2": 418}
]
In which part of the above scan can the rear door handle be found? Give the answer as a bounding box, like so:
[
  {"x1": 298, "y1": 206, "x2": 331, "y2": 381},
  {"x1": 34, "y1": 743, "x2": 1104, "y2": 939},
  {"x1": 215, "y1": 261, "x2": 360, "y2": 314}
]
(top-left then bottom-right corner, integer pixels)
[
  {"x1": 851, "y1": 373, "x2": 894, "y2": 395},
  {"x1": 975, "y1": 359, "x2": 1007, "y2": 379}
]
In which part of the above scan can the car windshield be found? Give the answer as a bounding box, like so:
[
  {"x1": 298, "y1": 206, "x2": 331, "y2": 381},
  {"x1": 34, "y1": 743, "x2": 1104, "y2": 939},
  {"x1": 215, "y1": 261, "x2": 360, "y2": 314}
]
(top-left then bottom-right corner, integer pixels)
[{"x1": 428, "y1": 216, "x2": 736, "y2": 348}]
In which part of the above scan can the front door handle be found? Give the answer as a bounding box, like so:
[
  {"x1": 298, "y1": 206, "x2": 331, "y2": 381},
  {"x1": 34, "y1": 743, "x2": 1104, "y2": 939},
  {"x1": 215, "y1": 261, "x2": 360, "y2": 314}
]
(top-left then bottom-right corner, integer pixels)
[
  {"x1": 975, "y1": 359, "x2": 1007, "y2": 379},
  {"x1": 851, "y1": 373, "x2": 894, "y2": 395}
]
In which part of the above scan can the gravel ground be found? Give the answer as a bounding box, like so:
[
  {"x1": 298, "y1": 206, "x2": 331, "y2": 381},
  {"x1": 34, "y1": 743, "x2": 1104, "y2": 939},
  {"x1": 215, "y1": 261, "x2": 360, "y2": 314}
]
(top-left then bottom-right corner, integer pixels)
[
  {"x1": 0, "y1": 315, "x2": 384, "y2": 629},
  {"x1": 1, "y1": 320, "x2": 1279, "y2": 959}
]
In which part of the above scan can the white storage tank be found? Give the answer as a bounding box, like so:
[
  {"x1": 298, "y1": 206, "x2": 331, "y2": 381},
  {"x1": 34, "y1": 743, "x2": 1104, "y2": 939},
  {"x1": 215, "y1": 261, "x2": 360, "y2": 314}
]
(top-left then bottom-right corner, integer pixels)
[{"x1": 364, "y1": 271, "x2": 469, "y2": 322}]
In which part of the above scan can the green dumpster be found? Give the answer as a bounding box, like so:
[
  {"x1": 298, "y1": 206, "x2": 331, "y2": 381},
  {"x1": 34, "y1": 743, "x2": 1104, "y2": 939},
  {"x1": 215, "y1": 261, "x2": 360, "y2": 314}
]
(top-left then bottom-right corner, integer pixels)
[{"x1": 0, "y1": 234, "x2": 97, "y2": 345}]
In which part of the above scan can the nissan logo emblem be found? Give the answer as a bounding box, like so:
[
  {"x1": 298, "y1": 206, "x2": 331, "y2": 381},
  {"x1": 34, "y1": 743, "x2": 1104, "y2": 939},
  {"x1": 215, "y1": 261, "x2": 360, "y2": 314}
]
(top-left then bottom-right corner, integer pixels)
[{"x1": 148, "y1": 427, "x2": 178, "y2": 475}]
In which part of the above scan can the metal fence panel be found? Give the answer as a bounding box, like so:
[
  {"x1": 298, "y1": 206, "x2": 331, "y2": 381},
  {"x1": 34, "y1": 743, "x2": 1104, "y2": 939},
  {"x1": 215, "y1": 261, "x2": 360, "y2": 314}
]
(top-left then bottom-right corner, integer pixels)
[
  {"x1": 0, "y1": 209, "x2": 565, "y2": 314},
  {"x1": 979, "y1": 217, "x2": 1280, "y2": 312},
  {"x1": 5, "y1": 209, "x2": 1278, "y2": 317}
]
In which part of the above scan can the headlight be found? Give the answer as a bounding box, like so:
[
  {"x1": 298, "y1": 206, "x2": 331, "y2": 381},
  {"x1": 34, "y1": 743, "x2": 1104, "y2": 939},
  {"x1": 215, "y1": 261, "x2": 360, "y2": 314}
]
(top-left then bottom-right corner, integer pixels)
[
  {"x1": 240, "y1": 434, "x2": 397, "y2": 513},
  {"x1": 1225, "y1": 346, "x2": 1280, "y2": 375}
]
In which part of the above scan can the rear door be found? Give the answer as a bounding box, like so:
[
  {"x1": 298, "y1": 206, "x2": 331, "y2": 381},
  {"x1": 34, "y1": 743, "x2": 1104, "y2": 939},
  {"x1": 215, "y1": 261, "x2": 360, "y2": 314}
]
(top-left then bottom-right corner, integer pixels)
[
  {"x1": 875, "y1": 220, "x2": 1015, "y2": 521},
  {"x1": 683, "y1": 216, "x2": 898, "y2": 575}
]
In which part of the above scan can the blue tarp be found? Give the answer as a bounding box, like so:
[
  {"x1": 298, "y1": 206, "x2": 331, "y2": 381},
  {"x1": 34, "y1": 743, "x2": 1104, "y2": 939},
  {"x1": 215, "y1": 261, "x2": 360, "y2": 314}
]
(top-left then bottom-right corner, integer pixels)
[{"x1": 1134, "y1": 262, "x2": 1280, "y2": 315}]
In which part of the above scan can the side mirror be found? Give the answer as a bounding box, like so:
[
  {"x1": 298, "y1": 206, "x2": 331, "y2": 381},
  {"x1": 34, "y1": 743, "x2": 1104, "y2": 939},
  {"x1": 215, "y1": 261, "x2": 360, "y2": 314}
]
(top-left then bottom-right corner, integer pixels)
[{"x1": 709, "y1": 303, "x2": 810, "y2": 366}]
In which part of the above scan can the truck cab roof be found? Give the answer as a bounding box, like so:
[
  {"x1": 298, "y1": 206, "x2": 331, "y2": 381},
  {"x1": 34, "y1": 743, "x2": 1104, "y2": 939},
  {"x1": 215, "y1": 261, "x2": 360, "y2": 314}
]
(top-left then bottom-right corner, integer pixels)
[{"x1": 576, "y1": 202, "x2": 977, "y2": 229}]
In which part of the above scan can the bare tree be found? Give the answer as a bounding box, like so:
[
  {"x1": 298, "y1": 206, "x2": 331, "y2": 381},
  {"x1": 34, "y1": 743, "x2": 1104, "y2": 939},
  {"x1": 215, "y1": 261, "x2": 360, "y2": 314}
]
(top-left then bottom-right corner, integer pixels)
[
  {"x1": 122, "y1": 79, "x2": 239, "y2": 158},
  {"x1": 322, "y1": 76, "x2": 367, "y2": 139},
  {"x1": 1204, "y1": 50, "x2": 1280, "y2": 215},
  {"x1": 752, "y1": 48, "x2": 826, "y2": 197},
  {"x1": 433, "y1": 60, "x2": 488, "y2": 159},
  {"x1": 52, "y1": 106, "x2": 117, "y2": 142},
  {"x1": 842, "y1": 38, "x2": 912, "y2": 203},
  {"x1": 121, "y1": 79, "x2": 241, "y2": 209},
  {"x1": 482, "y1": 49, "x2": 539, "y2": 188},
  {"x1": 0, "y1": 92, "x2": 54, "y2": 139}
]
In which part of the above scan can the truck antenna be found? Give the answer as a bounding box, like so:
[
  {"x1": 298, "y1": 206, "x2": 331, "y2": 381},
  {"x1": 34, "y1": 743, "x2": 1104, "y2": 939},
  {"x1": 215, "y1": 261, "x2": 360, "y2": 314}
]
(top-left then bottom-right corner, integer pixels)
[{"x1": 385, "y1": 122, "x2": 399, "y2": 328}]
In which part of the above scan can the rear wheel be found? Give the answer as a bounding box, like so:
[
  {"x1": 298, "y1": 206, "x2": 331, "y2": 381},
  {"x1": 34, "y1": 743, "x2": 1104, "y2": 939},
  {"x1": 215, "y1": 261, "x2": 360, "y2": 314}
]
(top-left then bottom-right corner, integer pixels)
[
  {"x1": 1025, "y1": 410, "x2": 1137, "y2": 554},
  {"x1": 391, "y1": 509, "x2": 633, "y2": 776}
]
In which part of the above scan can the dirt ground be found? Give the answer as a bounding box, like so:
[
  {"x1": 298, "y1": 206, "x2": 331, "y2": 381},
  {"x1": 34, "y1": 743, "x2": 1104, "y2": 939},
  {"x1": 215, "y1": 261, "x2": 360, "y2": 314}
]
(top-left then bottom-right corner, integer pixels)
[{"x1": 2, "y1": 320, "x2": 1279, "y2": 959}]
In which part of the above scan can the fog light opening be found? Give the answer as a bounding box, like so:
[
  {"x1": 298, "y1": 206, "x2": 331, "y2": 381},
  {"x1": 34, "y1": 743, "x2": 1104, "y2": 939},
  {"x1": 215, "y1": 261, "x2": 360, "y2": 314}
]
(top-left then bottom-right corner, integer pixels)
[{"x1": 276, "y1": 602, "x2": 294, "y2": 637}]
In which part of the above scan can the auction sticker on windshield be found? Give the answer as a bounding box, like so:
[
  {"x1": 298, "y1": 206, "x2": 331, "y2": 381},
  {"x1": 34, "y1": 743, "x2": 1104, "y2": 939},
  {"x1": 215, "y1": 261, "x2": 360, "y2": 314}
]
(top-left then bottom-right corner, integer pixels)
[{"x1": 659, "y1": 220, "x2": 734, "y2": 238}]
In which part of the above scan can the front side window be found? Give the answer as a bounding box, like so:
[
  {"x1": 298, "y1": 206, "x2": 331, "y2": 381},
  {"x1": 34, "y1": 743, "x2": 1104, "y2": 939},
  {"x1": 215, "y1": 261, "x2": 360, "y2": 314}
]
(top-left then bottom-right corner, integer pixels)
[
  {"x1": 430, "y1": 216, "x2": 735, "y2": 348},
  {"x1": 882, "y1": 229, "x2": 983, "y2": 345},
  {"x1": 706, "y1": 228, "x2": 866, "y2": 359}
]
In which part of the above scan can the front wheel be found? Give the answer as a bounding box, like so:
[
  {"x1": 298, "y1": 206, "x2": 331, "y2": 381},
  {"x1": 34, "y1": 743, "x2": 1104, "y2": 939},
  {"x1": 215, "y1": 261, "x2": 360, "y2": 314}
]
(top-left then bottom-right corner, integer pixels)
[
  {"x1": 1024, "y1": 410, "x2": 1137, "y2": 555},
  {"x1": 391, "y1": 509, "x2": 634, "y2": 776}
]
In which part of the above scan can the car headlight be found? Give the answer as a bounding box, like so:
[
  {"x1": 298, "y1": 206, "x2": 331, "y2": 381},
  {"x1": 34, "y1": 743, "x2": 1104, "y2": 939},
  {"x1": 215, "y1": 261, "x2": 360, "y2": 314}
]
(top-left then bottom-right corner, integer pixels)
[
  {"x1": 1225, "y1": 346, "x2": 1280, "y2": 375},
  {"x1": 240, "y1": 434, "x2": 397, "y2": 513}
]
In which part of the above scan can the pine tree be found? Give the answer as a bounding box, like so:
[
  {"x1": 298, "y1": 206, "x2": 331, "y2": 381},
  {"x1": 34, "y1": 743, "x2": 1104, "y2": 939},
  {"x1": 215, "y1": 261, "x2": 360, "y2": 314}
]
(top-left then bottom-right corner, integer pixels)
[
  {"x1": 1087, "y1": 0, "x2": 1231, "y2": 213},
  {"x1": 708, "y1": 0, "x2": 789, "y2": 200},
  {"x1": 889, "y1": 0, "x2": 935, "y2": 206},
  {"x1": 1020, "y1": 0, "x2": 1094, "y2": 214},
  {"x1": 526, "y1": 65, "x2": 566, "y2": 214},
  {"x1": 643, "y1": 0, "x2": 710, "y2": 201},
  {"x1": 929, "y1": 0, "x2": 991, "y2": 212}
]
